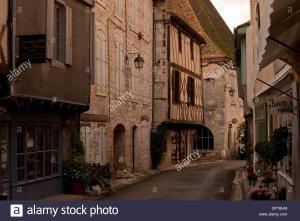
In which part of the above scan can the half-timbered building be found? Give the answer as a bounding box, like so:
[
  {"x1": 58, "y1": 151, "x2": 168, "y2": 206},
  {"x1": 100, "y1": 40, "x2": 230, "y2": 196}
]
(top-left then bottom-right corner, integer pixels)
[{"x1": 153, "y1": 0, "x2": 206, "y2": 167}]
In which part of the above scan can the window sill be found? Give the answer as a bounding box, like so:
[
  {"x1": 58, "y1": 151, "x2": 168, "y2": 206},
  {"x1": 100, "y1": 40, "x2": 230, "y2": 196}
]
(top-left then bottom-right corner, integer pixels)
[
  {"x1": 95, "y1": 85, "x2": 107, "y2": 97},
  {"x1": 51, "y1": 60, "x2": 66, "y2": 70},
  {"x1": 15, "y1": 174, "x2": 61, "y2": 186}
]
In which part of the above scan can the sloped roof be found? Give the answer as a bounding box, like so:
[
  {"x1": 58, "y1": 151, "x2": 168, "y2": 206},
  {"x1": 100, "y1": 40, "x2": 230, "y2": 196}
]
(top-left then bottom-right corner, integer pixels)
[{"x1": 189, "y1": 0, "x2": 234, "y2": 58}]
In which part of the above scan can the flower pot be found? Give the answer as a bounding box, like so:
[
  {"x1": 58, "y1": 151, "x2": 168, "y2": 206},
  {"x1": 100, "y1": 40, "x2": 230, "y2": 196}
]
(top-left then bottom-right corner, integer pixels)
[{"x1": 73, "y1": 181, "x2": 85, "y2": 195}]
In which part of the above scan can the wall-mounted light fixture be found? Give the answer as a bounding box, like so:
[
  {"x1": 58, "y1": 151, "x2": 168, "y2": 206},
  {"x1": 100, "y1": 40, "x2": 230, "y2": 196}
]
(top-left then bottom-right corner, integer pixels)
[{"x1": 126, "y1": 53, "x2": 144, "y2": 69}]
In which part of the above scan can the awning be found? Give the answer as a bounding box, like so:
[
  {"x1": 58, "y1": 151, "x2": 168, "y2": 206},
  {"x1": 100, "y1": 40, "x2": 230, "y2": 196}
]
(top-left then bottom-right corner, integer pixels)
[{"x1": 258, "y1": 0, "x2": 300, "y2": 71}]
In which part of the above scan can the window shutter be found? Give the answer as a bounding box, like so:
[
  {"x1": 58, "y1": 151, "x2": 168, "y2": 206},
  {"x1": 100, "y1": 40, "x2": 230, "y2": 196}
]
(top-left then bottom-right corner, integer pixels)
[
  {"x1": 120, "y1": 43, "x2": 125, "y2": 93},
  {"x1": 115, "y1": 0, "x2": 121, "y2": 17},
  {"x1": 100, "y1": 32, "x2": 106, "y2": 94},
  {"x1": 96, "y1": 30, "x2": 106, "y2": 95},
  {"x1": 65, "y1": 6, "x2": 72, "y2": 65},
  {"x1": 101, "y1": 127, "x2": 107, "y2": 164},
  {"x1": 80, "y1": 126, "x2": 91, "y2": 162},
  {"x1": 46, "y1": 0, "x2": 54, "y2": 59},
  {"x1": 144, "y1": 1, "x2": 147, "y2": 34},
  {"x1": 96, "y1": 30, "x2": 101, "y2": 85},
  {"x1": 115, "y1": 42, "x2": 120, "y2": 95},
  {"x1": 134, "y1": 0, "x2": 138, "y2": 30}
]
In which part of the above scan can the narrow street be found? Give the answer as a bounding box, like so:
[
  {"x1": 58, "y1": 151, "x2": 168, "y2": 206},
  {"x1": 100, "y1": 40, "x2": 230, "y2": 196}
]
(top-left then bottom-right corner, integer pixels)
[{"x1": 103, "y1": 160, "x2": 244, "y2": 200}]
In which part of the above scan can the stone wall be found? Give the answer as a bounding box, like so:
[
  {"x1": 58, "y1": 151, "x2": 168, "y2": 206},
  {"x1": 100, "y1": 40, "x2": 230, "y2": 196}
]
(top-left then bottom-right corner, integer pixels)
[{"x1": 81, "y1": 0, "x2": 153, "y2": 173}]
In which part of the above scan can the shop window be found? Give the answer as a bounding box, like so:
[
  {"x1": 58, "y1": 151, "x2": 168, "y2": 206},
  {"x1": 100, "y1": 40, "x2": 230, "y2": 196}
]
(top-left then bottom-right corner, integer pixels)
[{"x1": 16, "y1": 125, "x2": 61, "y2": 183}]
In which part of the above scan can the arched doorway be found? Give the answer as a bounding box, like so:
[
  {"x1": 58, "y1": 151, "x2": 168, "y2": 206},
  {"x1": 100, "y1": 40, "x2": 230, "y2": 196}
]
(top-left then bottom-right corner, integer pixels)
[
  {"x1": 194, "y1": 125, "x2": 214, "y2": 150},
  {"x1": 113, "y1": 124, "x2": 126, "y2": 172}
]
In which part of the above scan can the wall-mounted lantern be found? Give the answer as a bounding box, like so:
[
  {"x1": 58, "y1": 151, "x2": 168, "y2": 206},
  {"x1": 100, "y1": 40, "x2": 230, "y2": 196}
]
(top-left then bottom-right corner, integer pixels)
[
  {"x1": 126, "y1": 53, "x2": 144, "y2": 69},
  {"x1": 134, "y1": 54, "x2": 144, "y2": 69}
]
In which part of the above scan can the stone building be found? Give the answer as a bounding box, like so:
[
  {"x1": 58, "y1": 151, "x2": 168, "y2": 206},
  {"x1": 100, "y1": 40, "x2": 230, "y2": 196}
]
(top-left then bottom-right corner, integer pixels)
[
  {"x1": 154, "y1": 0, "x2": 244, "y2": 169},
  {"x1": 153, "y1": 1, "x2": 205, "y2": 168},
  {"x1": 81, "y1": 0, "x2": 153, "y2": 175},
  {"x1": 152, "y1": 0, "x2": 244, "y2": 169},
  {"x1": 190, "y1": 0, "x2": 245, "y2": 159}
]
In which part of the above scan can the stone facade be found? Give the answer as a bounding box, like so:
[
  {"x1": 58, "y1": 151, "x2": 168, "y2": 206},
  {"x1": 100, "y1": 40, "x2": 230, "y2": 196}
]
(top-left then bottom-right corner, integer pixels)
[
  {"x1": 81, "y1": 0, "x2": 153, "y2": 174},
  {"x1": 155, "y1": 0, "x2": 244, "y2": 159},
  {"x1": 203, "y1": 62, "x2": 244, "y2": 158}
]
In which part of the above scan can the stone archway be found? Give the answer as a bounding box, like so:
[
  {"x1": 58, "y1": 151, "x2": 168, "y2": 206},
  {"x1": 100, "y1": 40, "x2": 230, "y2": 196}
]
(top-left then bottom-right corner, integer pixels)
[{"x1": 113, "y1": 124, "x2": 126, "y2": 173}]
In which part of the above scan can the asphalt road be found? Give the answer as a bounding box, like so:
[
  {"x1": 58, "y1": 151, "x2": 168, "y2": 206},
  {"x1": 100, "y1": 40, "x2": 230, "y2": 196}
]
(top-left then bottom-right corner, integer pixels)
[{"x1": 103, "y1": 160, "x2": 245, "y2": 200}]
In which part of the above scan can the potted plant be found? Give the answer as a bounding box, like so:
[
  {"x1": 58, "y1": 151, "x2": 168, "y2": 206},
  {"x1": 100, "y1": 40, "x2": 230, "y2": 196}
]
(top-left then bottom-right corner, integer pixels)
[
  {"x1": 249, "y1": 186, "x2": 272, "y2": 200},
  {"x1": 255, "y1": 127, "x2": 289, "y2": 199}
]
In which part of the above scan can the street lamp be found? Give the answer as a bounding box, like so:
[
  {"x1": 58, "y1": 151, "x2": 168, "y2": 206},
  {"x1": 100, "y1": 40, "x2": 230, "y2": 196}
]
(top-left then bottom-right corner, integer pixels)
[
  {"x1": 134, "y1": 54, "x2": 144, "y2": 69},
  {"x1": 126, "y1": 53, "x2": 144, "y2": 69}
]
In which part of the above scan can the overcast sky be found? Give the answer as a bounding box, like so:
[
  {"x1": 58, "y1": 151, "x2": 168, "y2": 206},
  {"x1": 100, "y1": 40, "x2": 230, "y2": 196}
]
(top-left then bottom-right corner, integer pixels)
[{"x1": 210, "y1": 0, "x2": 250, "y2": 32}]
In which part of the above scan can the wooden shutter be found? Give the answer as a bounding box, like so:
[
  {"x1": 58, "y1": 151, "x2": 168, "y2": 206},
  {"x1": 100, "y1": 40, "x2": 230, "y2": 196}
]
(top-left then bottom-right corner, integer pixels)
[
  {"x1": 115, "y1": 0, "x2": 121, "y2": 17},
  {"x1": 96, "y1": 30, "x2": 106, "y2": 94},
  {"x1": 133, "y1": 0, "x2": 138, "y2": 30},
  {"x1": 96, "y1": 126, "x2": 107, "y2": 165},
  {"x1": 46, "y1": 0, "x2": 54, "y2": 59},
  {"x1": 143, "y1": 61, "x2": 147, "y2": 104},
  {"x1": 255, "y1": 103, "x2": 268, "y2": 142},
  {"x1": 96, "y1": 30, "x2": 101, "y2": 86},
  {"x1": 115, "y1": 42, "x2": 120, "y2": 95},
  {"x1": 120, "y1": 43, "x2": 125, "y2": 93},
  {"x1": 194, "y1": 79, "x2": 202, "y2": 106},
  {"x1": 65, "y1": 6, "x2": 72, "y2": 65},
  {"x1": 100, "y1": 32, "x2": 106, "y2": 94},
  {"x1": 180, "y1": 73, "x2": 187, "y2": 102},
  {"x1": 80, "y1": 126, "x2": 91, "y2": 162}
]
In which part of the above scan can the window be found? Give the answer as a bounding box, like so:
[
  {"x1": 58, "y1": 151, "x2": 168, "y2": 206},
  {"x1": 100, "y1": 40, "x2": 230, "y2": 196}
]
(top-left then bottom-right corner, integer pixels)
[
  {"x1": 54, "y1": 2, "x2": 65, "y2": 62},
  {"x1": 195, "y1": 126, "x2": 214, "y2": 150},
  {"x1": 115, "y1": 42, "x2": 125, "y2": 95},
  {"x1": 172, "y1": 70, "x2": 180, "y2": 103},
  {"x1": 187, "y1": 76, "x2": 195, "y2": 105},
  {"x1": 16, "y1": 125, "x2": 60, "y2": 183},
  {"x1": 190, "y1": 39, "x2": 194, "y2": 60},
  {"x1": 96, "y1": 126, "x2": 107, "y2": 165},
  {"x1": 115, "y1": 0, "x2": 122, "y2": 17},
  {"x1": 96, "y1": 30, "x2": 107, "y2": 95},
  {"x1": 178, "y1": 31, "x2": 182, "y2": 52}
]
